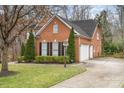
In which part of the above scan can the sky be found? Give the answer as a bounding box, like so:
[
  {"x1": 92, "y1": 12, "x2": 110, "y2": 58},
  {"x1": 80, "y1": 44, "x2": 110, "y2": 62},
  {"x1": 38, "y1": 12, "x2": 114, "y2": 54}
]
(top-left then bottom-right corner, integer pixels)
[
  {"x1": 90, "y1": 5, "x2": 117, "y2": 18},
  {"x1": 59, "y1": 5, "x2": 118, "y2": 19},
  {"x1": 0, "y1": 5, "x2": 118, "y2": 21}
]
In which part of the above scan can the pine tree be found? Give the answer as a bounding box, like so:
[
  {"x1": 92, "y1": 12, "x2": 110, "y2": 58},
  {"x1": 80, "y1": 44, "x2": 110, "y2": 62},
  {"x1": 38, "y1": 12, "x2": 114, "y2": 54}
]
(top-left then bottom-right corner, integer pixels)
[
  {"x1": 67, "y1": 27, "x2": 75, "y2": 63},
  {"x1": 24, "y1": 31, "x2": 35, "y2": 62},
  {"x1": 95, "y1": 10, "x2": 112, "y2": 54},
  {"x1": 21, "y1": 43, "x2": 25, "y2": 56}
]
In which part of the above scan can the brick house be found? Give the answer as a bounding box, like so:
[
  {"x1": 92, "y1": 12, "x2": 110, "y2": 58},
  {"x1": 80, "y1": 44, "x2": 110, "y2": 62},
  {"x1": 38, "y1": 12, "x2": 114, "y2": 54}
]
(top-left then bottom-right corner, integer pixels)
[{"x1": 35, "y1": 15, "x2": 102, "y2": 63}]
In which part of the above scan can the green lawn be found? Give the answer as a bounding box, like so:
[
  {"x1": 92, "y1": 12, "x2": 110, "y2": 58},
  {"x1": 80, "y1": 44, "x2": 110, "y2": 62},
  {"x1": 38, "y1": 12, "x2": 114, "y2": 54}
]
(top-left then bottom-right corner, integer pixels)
[
  {"x1": 122, "y1": 84, "x2": 124, "y2": 88},
  {"x1": 0, "y1": 63, "x2": 86, "y2": 88}
]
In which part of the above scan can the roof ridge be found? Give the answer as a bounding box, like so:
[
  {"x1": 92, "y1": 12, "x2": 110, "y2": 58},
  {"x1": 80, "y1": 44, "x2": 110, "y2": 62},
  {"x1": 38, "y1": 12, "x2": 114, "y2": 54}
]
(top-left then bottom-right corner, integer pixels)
[{"x1": 56, "y1": 15, "x2": 97, "y2": 38}]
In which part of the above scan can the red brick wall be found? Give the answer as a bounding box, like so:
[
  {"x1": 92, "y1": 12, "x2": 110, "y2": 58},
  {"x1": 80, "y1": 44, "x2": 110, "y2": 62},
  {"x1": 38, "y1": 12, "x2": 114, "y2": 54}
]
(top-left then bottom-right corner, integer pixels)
[
  {"x1": 35, "y1": 17, "x2": 70, "y2": 55},
  {"x1": 35, "y1": 16, "x2": 102, "y2": 62},
  {"x1": 75, "y1": 36, "x2": 91, "y2": 62},
  {"x1": 91, "y1": 26, "x2": 102, "y2": 57},
  {"x1": 74, "y1": 26, "x2": 102, "y2": 62}
]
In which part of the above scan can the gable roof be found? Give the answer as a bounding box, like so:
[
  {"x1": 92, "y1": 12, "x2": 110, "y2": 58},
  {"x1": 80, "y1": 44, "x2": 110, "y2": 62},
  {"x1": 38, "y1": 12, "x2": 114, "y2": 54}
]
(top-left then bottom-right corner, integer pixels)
[
  {"x1": 59, "y1": 16, "x2": 97, "y2": 38},
  {"x1": 36, "y1": 15, "x2": 81, "y2": 36},
  {"x1": 36, "y1": 15, "x2": 98, "y2": 39}
]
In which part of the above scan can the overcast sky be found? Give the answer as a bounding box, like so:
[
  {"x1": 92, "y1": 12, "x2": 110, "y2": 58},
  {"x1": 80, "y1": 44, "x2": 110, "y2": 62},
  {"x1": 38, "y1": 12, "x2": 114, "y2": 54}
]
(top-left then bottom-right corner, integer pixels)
[
  {"x1": 90, "y1": 5, "x2": 117, "y2": 18},
  {"x1": 0, "y1": 5, "x2": 118, "y2": 20}
]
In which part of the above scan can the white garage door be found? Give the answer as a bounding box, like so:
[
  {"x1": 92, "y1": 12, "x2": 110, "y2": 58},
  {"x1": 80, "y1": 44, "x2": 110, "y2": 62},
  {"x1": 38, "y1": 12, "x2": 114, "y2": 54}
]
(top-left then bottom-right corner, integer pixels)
[
  {"x1": 80, "y1": 44, "x2": 90, "y2": 62},
  {"x1": 90, "y1": 45, "x2": 93, "y2": 59}
]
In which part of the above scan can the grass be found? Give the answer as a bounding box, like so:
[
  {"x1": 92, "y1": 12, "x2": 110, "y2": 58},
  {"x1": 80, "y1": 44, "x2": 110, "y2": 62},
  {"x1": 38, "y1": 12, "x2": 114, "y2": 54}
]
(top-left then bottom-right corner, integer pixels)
[
  {"x1": 0, "y1": 63, "x2": 86, "y2": 88},
  {"x1": 122, "y1": 84, "x2": 124, "y2": 88}
]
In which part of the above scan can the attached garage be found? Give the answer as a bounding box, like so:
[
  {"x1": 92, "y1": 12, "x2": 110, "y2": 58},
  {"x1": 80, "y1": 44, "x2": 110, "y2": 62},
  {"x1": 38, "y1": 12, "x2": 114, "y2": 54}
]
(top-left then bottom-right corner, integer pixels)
[
  {"x1": 79, "y1": 44, "x2": 94, "y2": 62},
  {"x1": 80, "y1": 44, "x2": 90, "y2": 62}
]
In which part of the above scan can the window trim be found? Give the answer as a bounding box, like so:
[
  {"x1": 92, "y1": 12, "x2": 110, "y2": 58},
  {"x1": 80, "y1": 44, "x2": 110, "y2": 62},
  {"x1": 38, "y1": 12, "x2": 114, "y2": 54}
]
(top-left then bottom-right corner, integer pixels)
[
  {"x1": 52, "y1": 42, "x2": 58, "y2": 56},
  {"x1": 53, "y1": 24, "x2": 58, "y2": 33},
  {"x1": 42, "y1": 42, "x2": 47, "y2": 56}
]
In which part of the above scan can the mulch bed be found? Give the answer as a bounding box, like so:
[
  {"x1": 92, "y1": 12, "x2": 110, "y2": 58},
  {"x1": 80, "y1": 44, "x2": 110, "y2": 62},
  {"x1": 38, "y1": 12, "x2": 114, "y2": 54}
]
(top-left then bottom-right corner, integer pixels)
[{"x1": 0, "y1": 71, "x2": 19, "y2": 77}]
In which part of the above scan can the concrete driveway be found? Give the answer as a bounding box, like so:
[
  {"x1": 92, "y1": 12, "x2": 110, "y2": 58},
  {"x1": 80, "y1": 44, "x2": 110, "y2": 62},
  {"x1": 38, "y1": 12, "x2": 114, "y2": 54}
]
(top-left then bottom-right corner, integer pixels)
[{"x1": 51, "y1": 57, "x2": 124, "y2": 88}]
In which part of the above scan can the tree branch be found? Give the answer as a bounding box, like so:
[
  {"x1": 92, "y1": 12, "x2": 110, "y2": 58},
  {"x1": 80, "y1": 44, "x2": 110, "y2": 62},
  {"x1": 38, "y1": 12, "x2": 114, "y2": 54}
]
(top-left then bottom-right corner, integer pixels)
[
  {"x1": 8, "y1": 6, "x2": 18, "y2": 27},
  {"x1": 18, "y1": 7, "x2": 35, "y2": 19},
  {"x1": 6, "y1": 6, "x2": 24, "y2": 36},
  {"x1": 7, "y1": 19, "x2": 33, "y2": 46}
]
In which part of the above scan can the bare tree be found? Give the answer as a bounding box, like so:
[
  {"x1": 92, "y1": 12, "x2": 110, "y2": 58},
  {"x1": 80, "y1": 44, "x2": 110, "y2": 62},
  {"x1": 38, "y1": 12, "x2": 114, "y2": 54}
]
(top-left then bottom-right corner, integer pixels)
[
  {"x1": 0, "y1": 5, "x2": 50, "y2": 73},
  {"x1": 71, "y1": 5, "x2": 92, "y2": 20},
  {"x1": 49, "y1": 5, "x2": 69, "y2": 19},
  {"x1": 50, "y1": 5, "x2": 92, "y2": 20},
  {"x1": 71, "y1": 6, "x2": 80, "y2": 20},
  {"x1": 116, "y1": 6, "x2": 124, "y2": 40}
]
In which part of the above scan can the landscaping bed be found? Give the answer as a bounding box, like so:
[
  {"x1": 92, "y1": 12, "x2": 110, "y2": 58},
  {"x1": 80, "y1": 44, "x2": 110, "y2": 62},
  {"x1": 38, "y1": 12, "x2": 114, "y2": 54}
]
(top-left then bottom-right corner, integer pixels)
[
  {"x1": 18, "y1": 56, "x2": 71, "y2": 64},
  {"x1": 0, "y1": 64, "x2": 86, "y2": 88}
]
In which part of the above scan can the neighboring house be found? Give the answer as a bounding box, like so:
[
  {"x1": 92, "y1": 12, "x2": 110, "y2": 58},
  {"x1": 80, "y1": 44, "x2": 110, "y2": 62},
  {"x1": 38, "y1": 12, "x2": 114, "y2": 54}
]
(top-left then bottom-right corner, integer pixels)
[{"x1": 35, "y1": 15, "x2": 102, "y2": 63}]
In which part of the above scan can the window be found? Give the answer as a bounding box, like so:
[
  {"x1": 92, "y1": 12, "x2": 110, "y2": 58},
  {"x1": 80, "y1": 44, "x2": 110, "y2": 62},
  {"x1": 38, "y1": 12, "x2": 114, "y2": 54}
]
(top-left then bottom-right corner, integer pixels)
[
  {"x1": 52, "y1": 42, "x2": 58, "y2": 56},
  {"x1": 97, "y1": 32, "x2": 99, "y2": 40},
  {"x1": 53, "y1": 24, "x2": 58, "y2": 33},
  {"x1": 58, "y1": 42, "x2": 64, "y2": 56},
  {"x1": 42, "y1": 42, "x2": 47, "y2": 56}
]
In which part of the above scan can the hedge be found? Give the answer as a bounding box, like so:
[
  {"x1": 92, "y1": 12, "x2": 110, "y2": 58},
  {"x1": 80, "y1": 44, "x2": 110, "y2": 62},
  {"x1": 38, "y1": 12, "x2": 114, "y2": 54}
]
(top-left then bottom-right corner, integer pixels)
[
  {"x1": 17, "y1": 56, "x2": 25, "y2": 63},
  {"x1": 113, "y1": 52, "x2": 124, "y2": 58},
  {"x1": 35, "y1": 56, "x2": 70, "y2": 64}
]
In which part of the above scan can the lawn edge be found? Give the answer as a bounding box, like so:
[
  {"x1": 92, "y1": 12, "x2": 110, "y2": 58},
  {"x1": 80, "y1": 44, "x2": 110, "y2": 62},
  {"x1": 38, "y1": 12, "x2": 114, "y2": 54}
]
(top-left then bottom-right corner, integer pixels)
[{"x1": 48, "y1": 68, "x2": 87, "y2": 88}]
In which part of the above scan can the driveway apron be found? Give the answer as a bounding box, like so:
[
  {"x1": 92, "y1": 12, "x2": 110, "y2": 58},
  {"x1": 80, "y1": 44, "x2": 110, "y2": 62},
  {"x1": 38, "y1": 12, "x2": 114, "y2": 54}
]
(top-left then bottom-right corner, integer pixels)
[{"x1": 51, "y1": 58, "x2": 124, "y2": 88}]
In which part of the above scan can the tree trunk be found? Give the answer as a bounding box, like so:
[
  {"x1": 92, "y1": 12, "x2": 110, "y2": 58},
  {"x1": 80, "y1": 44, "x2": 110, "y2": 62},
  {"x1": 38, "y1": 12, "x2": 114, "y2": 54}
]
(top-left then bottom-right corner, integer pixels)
[{"x1": 1, "y1": 45, "x2": 8, "y2": 73}]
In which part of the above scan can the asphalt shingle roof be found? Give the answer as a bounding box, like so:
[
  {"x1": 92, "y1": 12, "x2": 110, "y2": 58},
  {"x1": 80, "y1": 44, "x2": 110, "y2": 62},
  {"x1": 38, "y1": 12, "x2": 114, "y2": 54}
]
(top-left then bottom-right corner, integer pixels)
[{"x1": 59, "y1": 16, "x2": 97, "y2": 38}]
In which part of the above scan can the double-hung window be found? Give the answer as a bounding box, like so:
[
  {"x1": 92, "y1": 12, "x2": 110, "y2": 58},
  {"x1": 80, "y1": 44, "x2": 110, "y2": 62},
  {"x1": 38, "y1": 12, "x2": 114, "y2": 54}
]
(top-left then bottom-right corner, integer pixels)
[
  {"x1": 42, "y1": 42, "x2": 47, "y2": 56},
  {"x1": 52, "y1": 42, "x2": 58, "y2": 56},
  {"x1": 53, "y1": 24, "x2": 58, "y2": 33}
]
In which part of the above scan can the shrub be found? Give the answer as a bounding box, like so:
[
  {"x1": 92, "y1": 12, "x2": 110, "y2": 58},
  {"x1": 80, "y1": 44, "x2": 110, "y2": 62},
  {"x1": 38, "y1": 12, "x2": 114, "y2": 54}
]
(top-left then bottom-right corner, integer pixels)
[
  {"x1": 103, "y1": 39, "x2": 124, "y2": 56},
  {"x1": 21, "y1": 43, "x2": 25, "y2": 56},
  {"x1": 24, "y1": 31, "x2": 35, "y2": 62},
  {"x1": 35, "y1": 56, "x2": 70, "y2": 64},
  {"x1": 67, "y1": 27, "x2": 75, "y2": 63},
  {"x1": 103, "y1": 42, "x2": 119, "y2": 55},
  {"x1": 17, "y1": 56, "x2": 25, "y2": 63},
  {"x1": 113, "y1": 52, "x2": 124, "y2": 58}
]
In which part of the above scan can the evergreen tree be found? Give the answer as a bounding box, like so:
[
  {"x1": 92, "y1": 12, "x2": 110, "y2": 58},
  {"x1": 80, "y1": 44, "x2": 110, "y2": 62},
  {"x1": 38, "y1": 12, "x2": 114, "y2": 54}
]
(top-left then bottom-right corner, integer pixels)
[
  {"x1": 67, "y1": 27, "x2": 75, "y2": 63},
  {"x1": 95, "y1": 10, "x2": 112, "y2": 54},
  {"x1": 21, "y1": 43, "x2": 25, "y2": 56},
  {"x1": 24, "y1": 31, "x2": 35, "y2": 62}
]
